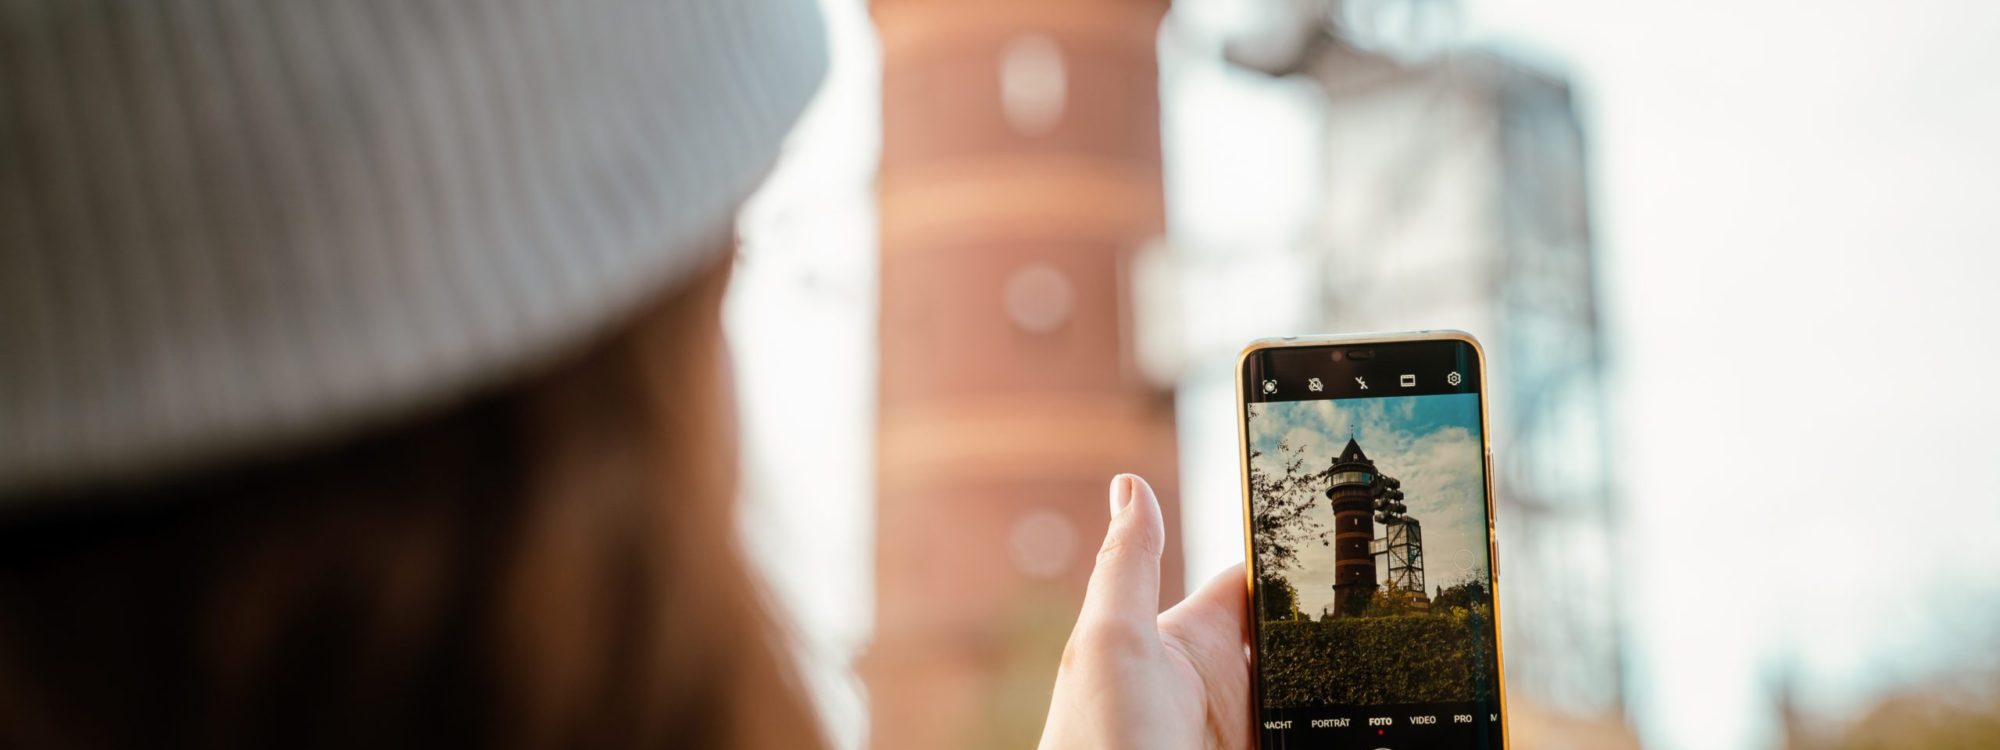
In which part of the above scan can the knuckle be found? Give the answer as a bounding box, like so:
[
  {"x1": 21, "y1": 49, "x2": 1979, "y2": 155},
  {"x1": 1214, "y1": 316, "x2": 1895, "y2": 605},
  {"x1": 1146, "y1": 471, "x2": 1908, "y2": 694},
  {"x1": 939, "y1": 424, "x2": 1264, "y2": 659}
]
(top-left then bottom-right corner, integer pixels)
[
  {"x1": 1067, "y1": 618, "x2": 1155, "y2": 663},
  {"x1": 1058, "y1": 632, "x2": 1090, "y2": 672},
  {"x1": 1095, "y1": 530, "x2": 1162, "y2": 569}
]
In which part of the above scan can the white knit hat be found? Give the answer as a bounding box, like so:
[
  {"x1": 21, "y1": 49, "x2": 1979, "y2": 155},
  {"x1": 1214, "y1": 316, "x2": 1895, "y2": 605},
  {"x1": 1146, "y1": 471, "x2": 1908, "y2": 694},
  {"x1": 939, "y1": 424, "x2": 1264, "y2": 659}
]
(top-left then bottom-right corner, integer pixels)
[{"x1": 0, "y1": 0, "x2": 827, "y2": 499}]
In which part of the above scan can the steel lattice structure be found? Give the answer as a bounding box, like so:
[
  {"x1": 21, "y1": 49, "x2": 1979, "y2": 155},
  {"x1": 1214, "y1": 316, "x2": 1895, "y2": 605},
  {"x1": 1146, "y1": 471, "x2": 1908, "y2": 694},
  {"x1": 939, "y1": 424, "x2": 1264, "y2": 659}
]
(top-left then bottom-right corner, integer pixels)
[
  {"x1": 1224, "y1": 0, "x2": 1627, "y2": 720},
  {"x1": 1374, "y1": 519, "x2": 1426, "y2": 600}
]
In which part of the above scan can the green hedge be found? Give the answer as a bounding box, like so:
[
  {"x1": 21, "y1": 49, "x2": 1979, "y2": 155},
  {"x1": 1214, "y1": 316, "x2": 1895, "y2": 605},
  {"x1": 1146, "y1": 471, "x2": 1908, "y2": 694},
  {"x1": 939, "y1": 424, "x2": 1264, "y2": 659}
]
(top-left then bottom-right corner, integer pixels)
[{"x1": 1259, "y1": 609, "x2": 1497, "y2": 707}]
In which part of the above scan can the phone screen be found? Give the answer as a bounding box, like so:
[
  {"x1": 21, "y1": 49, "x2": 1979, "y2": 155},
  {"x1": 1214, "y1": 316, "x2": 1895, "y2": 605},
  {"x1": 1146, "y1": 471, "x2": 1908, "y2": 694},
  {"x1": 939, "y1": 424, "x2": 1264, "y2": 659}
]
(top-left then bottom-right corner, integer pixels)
[{"x1": 1240, "y1": 338, "x2": 1504, "y2": 749}]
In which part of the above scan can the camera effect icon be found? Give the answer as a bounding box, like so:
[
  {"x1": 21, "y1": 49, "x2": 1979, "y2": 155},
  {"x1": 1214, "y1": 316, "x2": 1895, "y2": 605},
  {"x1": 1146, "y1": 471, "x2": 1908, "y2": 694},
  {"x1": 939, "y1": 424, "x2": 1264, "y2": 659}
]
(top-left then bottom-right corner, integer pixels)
[{"x1": 1262, "y1": 379, "x2": 1279, "y2": 394}]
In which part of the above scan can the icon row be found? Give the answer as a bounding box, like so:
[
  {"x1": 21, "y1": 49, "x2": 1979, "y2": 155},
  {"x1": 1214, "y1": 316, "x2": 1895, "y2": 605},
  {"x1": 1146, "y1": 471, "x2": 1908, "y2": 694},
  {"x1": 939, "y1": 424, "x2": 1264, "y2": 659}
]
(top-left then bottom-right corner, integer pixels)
[{"x1": 1261, "y1": 372, "x2": 1461, "y2": 394}]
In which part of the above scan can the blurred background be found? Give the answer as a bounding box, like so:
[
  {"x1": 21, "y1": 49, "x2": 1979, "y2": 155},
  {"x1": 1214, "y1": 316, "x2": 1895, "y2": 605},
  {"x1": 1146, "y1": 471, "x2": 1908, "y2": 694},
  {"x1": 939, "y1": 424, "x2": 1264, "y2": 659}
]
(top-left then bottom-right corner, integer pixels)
[{"x1": 726, "y1": 0, "x2": 2000, "y2": 748}]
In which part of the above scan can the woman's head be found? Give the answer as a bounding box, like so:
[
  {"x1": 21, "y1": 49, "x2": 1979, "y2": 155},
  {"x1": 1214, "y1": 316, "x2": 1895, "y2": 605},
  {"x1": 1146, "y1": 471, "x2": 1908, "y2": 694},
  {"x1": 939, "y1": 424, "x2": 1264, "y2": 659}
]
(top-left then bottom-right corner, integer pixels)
[
  {"x1": 0, "y1": 0, "x2": 830, "y2": 746},
  {"x1": 0, "y1": 252, "x2": 827, "y2": 748}
]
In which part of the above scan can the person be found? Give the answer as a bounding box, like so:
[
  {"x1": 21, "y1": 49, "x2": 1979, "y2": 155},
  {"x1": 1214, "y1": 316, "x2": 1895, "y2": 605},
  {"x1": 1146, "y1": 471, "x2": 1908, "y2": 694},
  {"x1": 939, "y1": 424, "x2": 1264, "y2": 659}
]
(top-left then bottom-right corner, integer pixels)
[
  {"x1": 1038, "y1": 475, "x2": 1252, "y2": 750},
  {"x1": 0, "y1": 2, "x2": 1252, "y2": 749},
  {"x1": 0, "y1": 1, "x2": 829, "y2": 747}
]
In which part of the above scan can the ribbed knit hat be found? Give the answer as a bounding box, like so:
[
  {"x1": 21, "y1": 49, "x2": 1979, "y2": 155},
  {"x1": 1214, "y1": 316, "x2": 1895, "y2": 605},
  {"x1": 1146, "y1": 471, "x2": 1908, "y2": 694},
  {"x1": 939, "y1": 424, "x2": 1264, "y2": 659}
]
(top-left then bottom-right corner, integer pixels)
[{"x1": 0, "y1": 0, "x2": 827, "y2": 499}]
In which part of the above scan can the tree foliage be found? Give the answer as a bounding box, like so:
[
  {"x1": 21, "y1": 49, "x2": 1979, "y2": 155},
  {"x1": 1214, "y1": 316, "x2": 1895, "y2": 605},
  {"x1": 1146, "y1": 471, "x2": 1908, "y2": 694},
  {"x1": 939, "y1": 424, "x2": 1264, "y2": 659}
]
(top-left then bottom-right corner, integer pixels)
[
  {"x1": 1431, "y1": 576, "x2": 1492, "y2": 614},
  {"x1": 1247, "y1": 440, "x2": 1331, "y2": 573},
  {"x1": 1259, "y1": 610, "x2": 1500, "y2": 708},
  {"x1": 1257, "y1": 572, "x2": 1305, "y2": 622},
  {"x1": 1363, "y1": 583, "x2": 1427, "y2": 618}
]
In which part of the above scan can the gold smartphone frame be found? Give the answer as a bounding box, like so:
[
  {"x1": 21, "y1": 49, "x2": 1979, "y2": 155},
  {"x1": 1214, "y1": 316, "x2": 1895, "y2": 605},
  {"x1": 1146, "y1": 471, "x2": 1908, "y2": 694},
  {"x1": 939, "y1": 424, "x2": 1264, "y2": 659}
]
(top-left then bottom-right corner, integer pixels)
[{"x1": 1233, "y1": 330, "x2": 1510, "y2": 749}]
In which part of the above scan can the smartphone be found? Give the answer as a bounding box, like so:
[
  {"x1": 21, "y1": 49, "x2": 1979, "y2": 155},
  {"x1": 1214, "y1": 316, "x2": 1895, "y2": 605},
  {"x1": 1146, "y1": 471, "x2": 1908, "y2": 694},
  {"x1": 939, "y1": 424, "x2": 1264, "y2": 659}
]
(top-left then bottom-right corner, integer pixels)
[{"x1": 1236, "y1": 331, "x2": 1507, "y2": 749}]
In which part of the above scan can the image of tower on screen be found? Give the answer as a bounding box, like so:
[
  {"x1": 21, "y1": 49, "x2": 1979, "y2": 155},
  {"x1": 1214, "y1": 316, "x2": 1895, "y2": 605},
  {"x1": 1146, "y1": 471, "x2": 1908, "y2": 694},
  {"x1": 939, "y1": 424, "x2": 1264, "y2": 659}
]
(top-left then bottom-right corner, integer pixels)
[{"x1": 1247, "y1": 394, "x2": 1499, "y2": 708}]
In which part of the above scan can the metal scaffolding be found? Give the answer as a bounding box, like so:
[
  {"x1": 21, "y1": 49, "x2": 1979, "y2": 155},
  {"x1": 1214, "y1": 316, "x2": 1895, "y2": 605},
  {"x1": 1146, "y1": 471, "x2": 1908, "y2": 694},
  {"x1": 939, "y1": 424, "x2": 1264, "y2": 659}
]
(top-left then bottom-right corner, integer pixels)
[
  {"x1": 1224, "y1": 0, "x2": 1627, "y2": 720},
  {"x1": 1374, "y1": 519, "x2": 1426, "y2": 600}
]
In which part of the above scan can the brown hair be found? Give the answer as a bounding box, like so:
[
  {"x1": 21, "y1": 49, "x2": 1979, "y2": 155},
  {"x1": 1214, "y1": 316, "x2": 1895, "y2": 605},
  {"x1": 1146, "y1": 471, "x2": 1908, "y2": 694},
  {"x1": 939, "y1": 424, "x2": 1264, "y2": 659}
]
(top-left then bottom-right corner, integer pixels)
[{"x1": 0, "y1": 254, "x2": 827, "y2": 749}]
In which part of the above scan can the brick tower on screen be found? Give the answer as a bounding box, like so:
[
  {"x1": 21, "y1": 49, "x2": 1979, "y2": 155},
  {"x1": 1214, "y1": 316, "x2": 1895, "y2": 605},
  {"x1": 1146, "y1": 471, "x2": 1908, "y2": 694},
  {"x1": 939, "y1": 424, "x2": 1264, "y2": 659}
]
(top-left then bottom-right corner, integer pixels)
[
  {"x1": 1325, "y1": 438, "x2": 1407, "y2": 617},
  {"x1": 867, "y1": 0, "x2": 1181, "y2": 747}
]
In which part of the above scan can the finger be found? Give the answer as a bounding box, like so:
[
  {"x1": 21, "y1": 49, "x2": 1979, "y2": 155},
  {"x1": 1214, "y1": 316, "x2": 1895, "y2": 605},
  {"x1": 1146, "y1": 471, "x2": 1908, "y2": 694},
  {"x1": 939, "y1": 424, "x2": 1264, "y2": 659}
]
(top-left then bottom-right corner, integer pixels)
[
  {"x1": 1160, "y1": 562, "x2": 1250, "y2": 647},
  {"x1": 1160, "y1": 564, "x2": 1255, "y2": 750},
  {"x1": 1075, "y1": 473, "x2": 1166, "y2": 640}
]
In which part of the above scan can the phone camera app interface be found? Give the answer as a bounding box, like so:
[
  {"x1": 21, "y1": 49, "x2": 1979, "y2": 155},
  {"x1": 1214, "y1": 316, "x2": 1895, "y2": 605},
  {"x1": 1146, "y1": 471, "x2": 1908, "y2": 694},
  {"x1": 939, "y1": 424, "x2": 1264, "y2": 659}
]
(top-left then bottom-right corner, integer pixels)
[{"x1": 1244, "y1": 342, "x2": 1502, "y2": 749}]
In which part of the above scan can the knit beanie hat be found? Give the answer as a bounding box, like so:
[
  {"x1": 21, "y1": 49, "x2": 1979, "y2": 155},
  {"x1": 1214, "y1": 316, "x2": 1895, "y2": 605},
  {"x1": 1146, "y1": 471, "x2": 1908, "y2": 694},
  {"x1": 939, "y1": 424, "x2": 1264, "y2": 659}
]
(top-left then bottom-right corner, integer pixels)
[{"x1": 0, "y1": 0, "x2": 828, "y2": 499}]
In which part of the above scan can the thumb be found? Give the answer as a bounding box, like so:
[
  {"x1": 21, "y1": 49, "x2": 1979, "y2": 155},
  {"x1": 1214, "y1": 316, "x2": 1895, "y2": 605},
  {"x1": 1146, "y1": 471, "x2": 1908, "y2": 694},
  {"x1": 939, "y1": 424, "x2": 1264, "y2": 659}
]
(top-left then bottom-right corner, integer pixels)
[{"x1": 1075, "y1": 474, "x2": 1166, "y2": 639}]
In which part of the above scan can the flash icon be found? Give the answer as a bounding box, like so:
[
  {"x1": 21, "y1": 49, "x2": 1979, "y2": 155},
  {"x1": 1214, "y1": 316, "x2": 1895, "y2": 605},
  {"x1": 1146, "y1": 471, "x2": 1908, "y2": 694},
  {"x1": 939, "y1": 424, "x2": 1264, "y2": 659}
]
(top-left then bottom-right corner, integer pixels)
[{"x1": 1354, "y1": 376, "x2": 1369, "y2": 390}]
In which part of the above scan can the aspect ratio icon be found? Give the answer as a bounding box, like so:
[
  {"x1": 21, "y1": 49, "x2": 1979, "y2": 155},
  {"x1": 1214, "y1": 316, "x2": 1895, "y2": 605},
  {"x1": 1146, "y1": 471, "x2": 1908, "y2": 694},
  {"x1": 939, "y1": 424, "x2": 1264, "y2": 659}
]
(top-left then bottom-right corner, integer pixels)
[
  {"x1": 1307, "y1": 377, "x2": 1324, "y2": 392},
  {"x1": 1399, "y1": 374, "x2": 1416, "y2": 388},
  {"x1": 1262, "y1": 379, "x2": 1279, "y2": 394}
]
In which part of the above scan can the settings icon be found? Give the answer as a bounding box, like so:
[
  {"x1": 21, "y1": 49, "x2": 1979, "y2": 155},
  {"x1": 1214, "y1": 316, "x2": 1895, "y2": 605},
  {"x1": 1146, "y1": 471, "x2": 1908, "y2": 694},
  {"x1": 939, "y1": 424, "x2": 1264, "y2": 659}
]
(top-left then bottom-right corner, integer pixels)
[{"x1": 1446, "y1": 371, "x2": 1463, "y2": 386}]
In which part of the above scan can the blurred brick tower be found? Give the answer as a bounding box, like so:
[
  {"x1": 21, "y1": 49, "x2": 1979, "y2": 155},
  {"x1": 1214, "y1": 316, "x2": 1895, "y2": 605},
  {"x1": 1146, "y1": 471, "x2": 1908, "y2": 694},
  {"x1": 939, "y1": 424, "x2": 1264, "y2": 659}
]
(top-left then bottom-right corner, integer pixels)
[{"x1": 867, "y1": 0, "x2": 1181, "y2": 748}]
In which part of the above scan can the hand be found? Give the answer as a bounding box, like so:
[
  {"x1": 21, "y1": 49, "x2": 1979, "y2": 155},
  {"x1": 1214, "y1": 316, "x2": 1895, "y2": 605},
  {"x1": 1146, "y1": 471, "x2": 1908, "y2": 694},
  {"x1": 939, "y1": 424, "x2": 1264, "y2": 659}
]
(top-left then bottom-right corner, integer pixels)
[{"x1": 1038, "y1": 474, "x2": 1252, "y2": 750}]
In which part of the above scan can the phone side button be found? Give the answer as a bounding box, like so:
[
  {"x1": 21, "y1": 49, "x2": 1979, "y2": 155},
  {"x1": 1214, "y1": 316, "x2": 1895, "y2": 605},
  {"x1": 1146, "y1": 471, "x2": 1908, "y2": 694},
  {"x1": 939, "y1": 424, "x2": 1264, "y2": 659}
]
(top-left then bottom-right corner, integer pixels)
[
  {"x1": 1486, "y1": 450, "x2": 1498, "y2": 579},
  {"x1": 1485, "y1": 450, "x2": 1497, "y2": 525}
]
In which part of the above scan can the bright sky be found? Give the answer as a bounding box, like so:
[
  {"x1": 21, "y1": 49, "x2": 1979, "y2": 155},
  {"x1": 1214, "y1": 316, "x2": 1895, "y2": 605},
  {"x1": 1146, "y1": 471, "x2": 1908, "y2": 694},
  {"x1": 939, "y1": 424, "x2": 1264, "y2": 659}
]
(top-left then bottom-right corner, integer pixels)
[
  {"x1": 1457, "y1": 2, "x2": 2000, "y2": 748},
  {"x1": 731, "y1": 1, "x2": 2000, "y2": 749}
]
